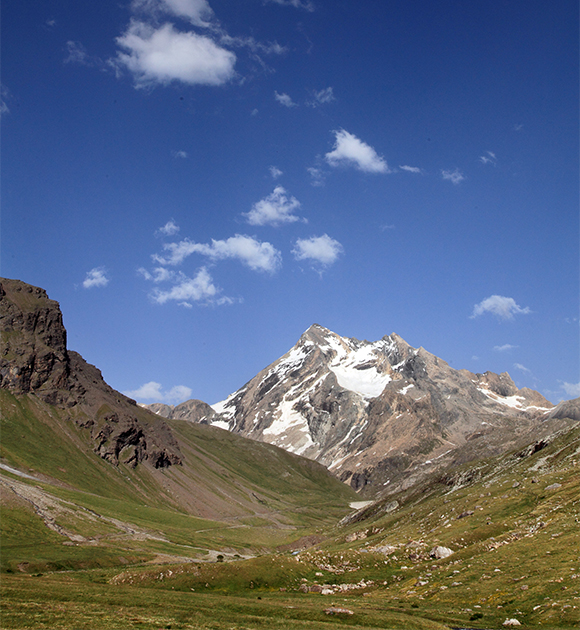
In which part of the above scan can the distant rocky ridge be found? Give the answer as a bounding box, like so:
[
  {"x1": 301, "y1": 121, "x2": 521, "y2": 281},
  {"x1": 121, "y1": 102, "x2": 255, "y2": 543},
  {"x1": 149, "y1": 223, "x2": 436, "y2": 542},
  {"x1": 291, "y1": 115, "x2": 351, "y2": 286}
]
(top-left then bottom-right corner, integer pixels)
[
  {"x1": 152, "y1": 324, "x2": 577, "y2": 496},
  {"x1": 0, "y1": 278, "x2": 181, "y2": 469}
]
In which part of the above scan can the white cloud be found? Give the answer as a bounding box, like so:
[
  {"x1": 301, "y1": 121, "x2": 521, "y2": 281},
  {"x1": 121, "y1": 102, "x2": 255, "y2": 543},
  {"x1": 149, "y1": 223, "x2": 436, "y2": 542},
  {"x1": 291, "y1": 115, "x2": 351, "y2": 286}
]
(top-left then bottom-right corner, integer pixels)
[
  {"x1": 151, "y1": 267, "x2": 220, "y2": 304},
  {"x1": 172, "y1": 150, "x2": 188, "y2": 158},
  {"x1": 292, "y1": 234, "x2": 343, "y2": 267},
  {"x1": 265, "y1": 0, "x2": 315, "y2": 11},
  {"x1": 308, "y1": 87, "x2": 334, "y2": 107},
  {"x1": 561, "y1": 381, "x2": 580, "y2": 397},
  {"x1": 269, "y1": 166, "x2": 283, "y2": 179},
  {"x1": 123, "y1": 380, "x2": 193, "y2": 404},
  {"x1": 82, "y1": 267, "x2": 109, "y2": 289},
  {"x1": 399, "y1": 165, "x2": 422, "y2": 174},
  {"x1": 274, "y1": 91, "x2": 297, "y2": 107},
  {"x1": 471, "y1": 295, "x2": 531, "y2": 320},
  {"x1": 493, "y1": 344, "x2": 518, "y2": 352},
  {"x1": 138, "y1": 266, "x2": 175, "y2": 282},
  {"x1": 0, "y1": 85, "x2": 10, "y2": 117},
  {"x1": 154, "y1": 234, "x2": 282, "y2": 273},
  {"x1": 156, "y1": 220, "x2": 180, "y2": 236},
  {"x1": 243, "y1": 186, "x2": 304, "y2": 226},
  {"x1": 325, "y1": 129, "x2": 389, "y2": 174},
  {"x1": 441, "y1": 168, "x2": 465, "y2": 184},
  {"x1": 65, "y1": 41, "x2": 90, "y2": 65},
  {"x1": 131, "y1": 0, "x2": 214, "y2": 27},
  {"x1": 480, "y1": 151, "x2": 497, "y2": 165},
  {"x1": 307, "y1": 166, "x2": 325, "y2": 187},
  {"x1": 514, "y1": 363, "x2": 531, "y2": 374},
  {"x1": 115, "y1": 21, "x2": 236, "y2": 87}
]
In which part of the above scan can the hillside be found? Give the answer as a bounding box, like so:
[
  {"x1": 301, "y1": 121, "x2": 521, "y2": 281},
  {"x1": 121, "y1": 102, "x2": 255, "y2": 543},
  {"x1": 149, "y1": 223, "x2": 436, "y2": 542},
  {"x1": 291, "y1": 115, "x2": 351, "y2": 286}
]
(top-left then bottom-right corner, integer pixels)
[{"x1": 0, "y1": 278, "x2": 357, "y2": 575}]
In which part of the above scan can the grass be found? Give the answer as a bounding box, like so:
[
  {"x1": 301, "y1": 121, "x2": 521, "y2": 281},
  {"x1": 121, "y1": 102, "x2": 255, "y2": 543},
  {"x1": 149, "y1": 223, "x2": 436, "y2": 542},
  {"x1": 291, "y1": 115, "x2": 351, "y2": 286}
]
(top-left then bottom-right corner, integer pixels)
[{"x1": 2, "y1": 388, "x2": 579, "y2": 629}]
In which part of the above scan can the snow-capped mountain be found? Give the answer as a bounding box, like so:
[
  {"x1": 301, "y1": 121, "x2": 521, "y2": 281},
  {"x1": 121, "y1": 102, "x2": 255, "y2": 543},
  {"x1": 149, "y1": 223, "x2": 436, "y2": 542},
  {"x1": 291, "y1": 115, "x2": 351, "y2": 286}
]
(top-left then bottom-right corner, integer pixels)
[{"x1": 153, "y1": 325, "x2": 565, "y2": 496}]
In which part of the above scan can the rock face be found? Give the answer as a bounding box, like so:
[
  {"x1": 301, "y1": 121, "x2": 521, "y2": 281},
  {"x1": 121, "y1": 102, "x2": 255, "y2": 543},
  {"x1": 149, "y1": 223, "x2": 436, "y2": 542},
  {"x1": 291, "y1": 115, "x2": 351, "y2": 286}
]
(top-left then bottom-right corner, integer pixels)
[
  {"x1": 0, "y1": 278, "x2": 181, "y2": 469},
  {"x1": 174, "y1": 324, "x2": 556, "y2": 495}
]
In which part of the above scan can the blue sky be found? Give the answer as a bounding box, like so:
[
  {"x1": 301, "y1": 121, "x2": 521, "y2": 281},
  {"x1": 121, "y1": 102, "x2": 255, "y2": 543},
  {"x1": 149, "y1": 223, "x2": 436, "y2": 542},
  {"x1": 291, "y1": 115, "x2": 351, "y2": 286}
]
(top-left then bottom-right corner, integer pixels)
[{"x1": 2, "y1": 0, "x2": 578, "y2": 405}]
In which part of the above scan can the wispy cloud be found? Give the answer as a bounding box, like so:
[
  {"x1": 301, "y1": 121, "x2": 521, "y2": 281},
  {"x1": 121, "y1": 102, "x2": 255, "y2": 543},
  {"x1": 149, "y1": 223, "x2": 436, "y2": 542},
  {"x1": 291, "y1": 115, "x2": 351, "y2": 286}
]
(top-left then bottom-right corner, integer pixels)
[
  {"x1": 493, "y1": 343, "x2": 518, "y2": 352},
  {"x1": 156, "y1": 220, "x2": 180, "y2": 237},
  {"x1": 274, "y1": 91, "x2": 297, "y2": 107},
  {"x1": 308, "y1": 86, "x2": 335, "y2": 107},
  {"x1": 243, "y1": 186, "x2": 304, "y2": 227},
  {"x1": 131, "y1": 0, "x2": 215, "y2": 28},
  {"x1": 0, "y1": 85, "x2": 11, "y2": 117},
  {"x1": 513, "y1": 363, "x2": 531, "y2": 374},
  {"x1": 325, "y1": 129, "x2": 389, "y2": 174},
  {"x1": 399, "y1": 165, "x2": 422, "y2": 174},
  {"x1": 307, "y1": 166, "x2": 325, "y2": 187},
  {"x1": 561, "y1": 381, "x2": 580, "y2": 397},
  {"x1": 82, "y1": 267, "x2": 109, "y2": 289},
  {"x1": 172, "y1": 150, "x2": 188, "y2": 158},
  {"x1": 123, "y1": 380, "x2": 193, "y2": 404},
  {"x1": 292, "y1": 234, "x2": 343, "y2": 268},
  {"x1": 269, "y1": 166, "x2": 283, "y2": 179},
  {"x1": 65, "y1": 41, "x2": 91, "y2": 65},
  {"x1": 264, "y1": 0, "x2": 315, "y2": 12},
  {"x1": 153, "y1": 234, "x2": 282, "y2": 273},
  {"x1": 471, "y1": 295, "x2": 531, "y2": 320},
  {"x1": 480, "y1": 151, "x2": 497, "y2": 165},
  {"x1": 115, "y1": 21, "x2": 236, "y2": 87},
  {"x1": 441, "y1": 168, "x2": 465, "y2": 184}
]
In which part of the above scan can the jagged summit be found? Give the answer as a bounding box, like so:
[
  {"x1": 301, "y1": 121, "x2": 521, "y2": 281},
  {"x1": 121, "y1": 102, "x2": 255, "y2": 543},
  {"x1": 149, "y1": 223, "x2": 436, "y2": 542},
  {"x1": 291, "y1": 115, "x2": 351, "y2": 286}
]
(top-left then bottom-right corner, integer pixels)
[{"x1": 176, "y1": 324, "x2": 558, "y2": 495}]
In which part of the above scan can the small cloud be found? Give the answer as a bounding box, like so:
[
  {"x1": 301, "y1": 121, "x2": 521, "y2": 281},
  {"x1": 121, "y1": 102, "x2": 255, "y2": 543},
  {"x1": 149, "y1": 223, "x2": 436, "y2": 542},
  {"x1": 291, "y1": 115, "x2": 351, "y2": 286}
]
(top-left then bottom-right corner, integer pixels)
[
  {"x1": 399, "y1": 165, "x2": 422, "y2": 174},
  {"x1": 264, "y1": 0, "x2": 315, "y2": 11},
  {"x1": 308, "y1": 86, "x2": 334, "y2": 107},
  {"x1": 325, "y1": 129, "x2": 389, "y2": 174},
  {"x1": 513, "y1": 123, "x2": 524, "y2": 132},
  {"x1": 471, "y1": 295, "x2": 531, "y2": 320},
  {"x1": 115, "y1": 21, "x2": 236, "y2": 88},
  {"x1": 131, "y1": 0, "x2": 215, "y2": 28},
  {"x1": 441, "y1": 168, "x2": 465, "y2": 184},
  {"x1": 156, "y1": 220, "x2": 180, "y2": 237},
  {"x1": 123, "y1": 381, "x2": 193, "y2": 404},
  {"x1": 561, "y1": 381, "x2": 580, "y2": 397},
  {"x1": 514, "y1": 363, "x2": 531, "y2": 374},
  {"x1": 480, "y1": 151, "x2": 497, "y2": 165},
  {"x1": 65, "y1": 41, "x2": 91, "y2": 65},
  {"x1": 269, "y1": 165, "x2": 283, "y2": 179},
  {"x1": 150, "y1": 267, "x2": 221, "y2": 304},
  {"x1": 292, "y1": 234, "x2": 343, "y2": 268},
  {"x1": 172, "y1": 150, "x2": 188, "y2": 158},
  {"x1": 380, "y1": 224, "x2": 395, "y2": 231},
  {"x1": 243, "y1": 186, "x2": 304, "y2": 227},
  {"x1": 82, "y1": 267, "x2": 109, "y2": 289},
  {"x1": 493, "y1": 344, "x2": 518, "y2": 352},
  {"x1": 45, "y1": 18, "x2": 57, "y2": 28},
  {"x1": 274, "y1": 91, "x2": 297, "y2": 107},
  {"x1": 251, "y1": 108, "x2": 259, "y2": 116},
  {"x1": 307, "y1": 166, "x2": 325, "y2": 187},
  {"x1": 153, "y1": 234, "x2": 282, "y2": 273},
  {"x1": 0, "y1": 85, "x2": 11, "y2": 117}
]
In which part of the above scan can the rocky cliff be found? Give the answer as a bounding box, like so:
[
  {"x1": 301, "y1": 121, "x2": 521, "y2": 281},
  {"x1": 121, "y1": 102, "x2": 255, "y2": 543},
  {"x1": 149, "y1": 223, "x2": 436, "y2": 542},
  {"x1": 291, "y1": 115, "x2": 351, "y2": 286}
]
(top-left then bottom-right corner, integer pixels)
[{"x1": 0, "y1": 278, "x2": 181, "y2": 469}]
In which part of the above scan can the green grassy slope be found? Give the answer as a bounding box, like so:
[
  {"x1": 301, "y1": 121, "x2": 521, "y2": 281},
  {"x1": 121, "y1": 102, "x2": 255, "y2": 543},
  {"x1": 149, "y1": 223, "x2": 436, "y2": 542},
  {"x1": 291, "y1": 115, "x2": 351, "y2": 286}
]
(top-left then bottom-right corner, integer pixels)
[{"x1": 0, "y1": 389, "x2": 356, "y2": 575}]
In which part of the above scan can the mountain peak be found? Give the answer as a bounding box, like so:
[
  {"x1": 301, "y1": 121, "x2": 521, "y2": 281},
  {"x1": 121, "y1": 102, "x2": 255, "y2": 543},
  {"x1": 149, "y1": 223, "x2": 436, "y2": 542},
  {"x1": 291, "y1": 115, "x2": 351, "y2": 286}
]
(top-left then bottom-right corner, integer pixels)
[{"x1": 198, "y1": 323, "x2": 557, "y2": 495}]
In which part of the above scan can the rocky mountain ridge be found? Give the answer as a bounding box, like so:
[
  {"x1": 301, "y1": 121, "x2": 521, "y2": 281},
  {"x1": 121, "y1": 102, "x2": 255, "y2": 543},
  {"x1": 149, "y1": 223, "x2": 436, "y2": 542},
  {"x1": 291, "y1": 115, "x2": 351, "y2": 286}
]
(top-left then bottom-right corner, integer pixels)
[
  {"x1": 0, "y1": 278, "x2": 181, "y2": 469},
  {"x1": 153, "y1": 324, "x2": 575, "y2": 496}
]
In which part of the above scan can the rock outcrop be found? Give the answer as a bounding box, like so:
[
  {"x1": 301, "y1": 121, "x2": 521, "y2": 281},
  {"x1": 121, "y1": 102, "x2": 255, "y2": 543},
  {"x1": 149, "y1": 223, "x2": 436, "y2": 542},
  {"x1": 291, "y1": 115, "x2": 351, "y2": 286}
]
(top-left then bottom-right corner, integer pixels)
[{"x1": 0, "y1": 278, "x2": 181, "y2": 469}]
